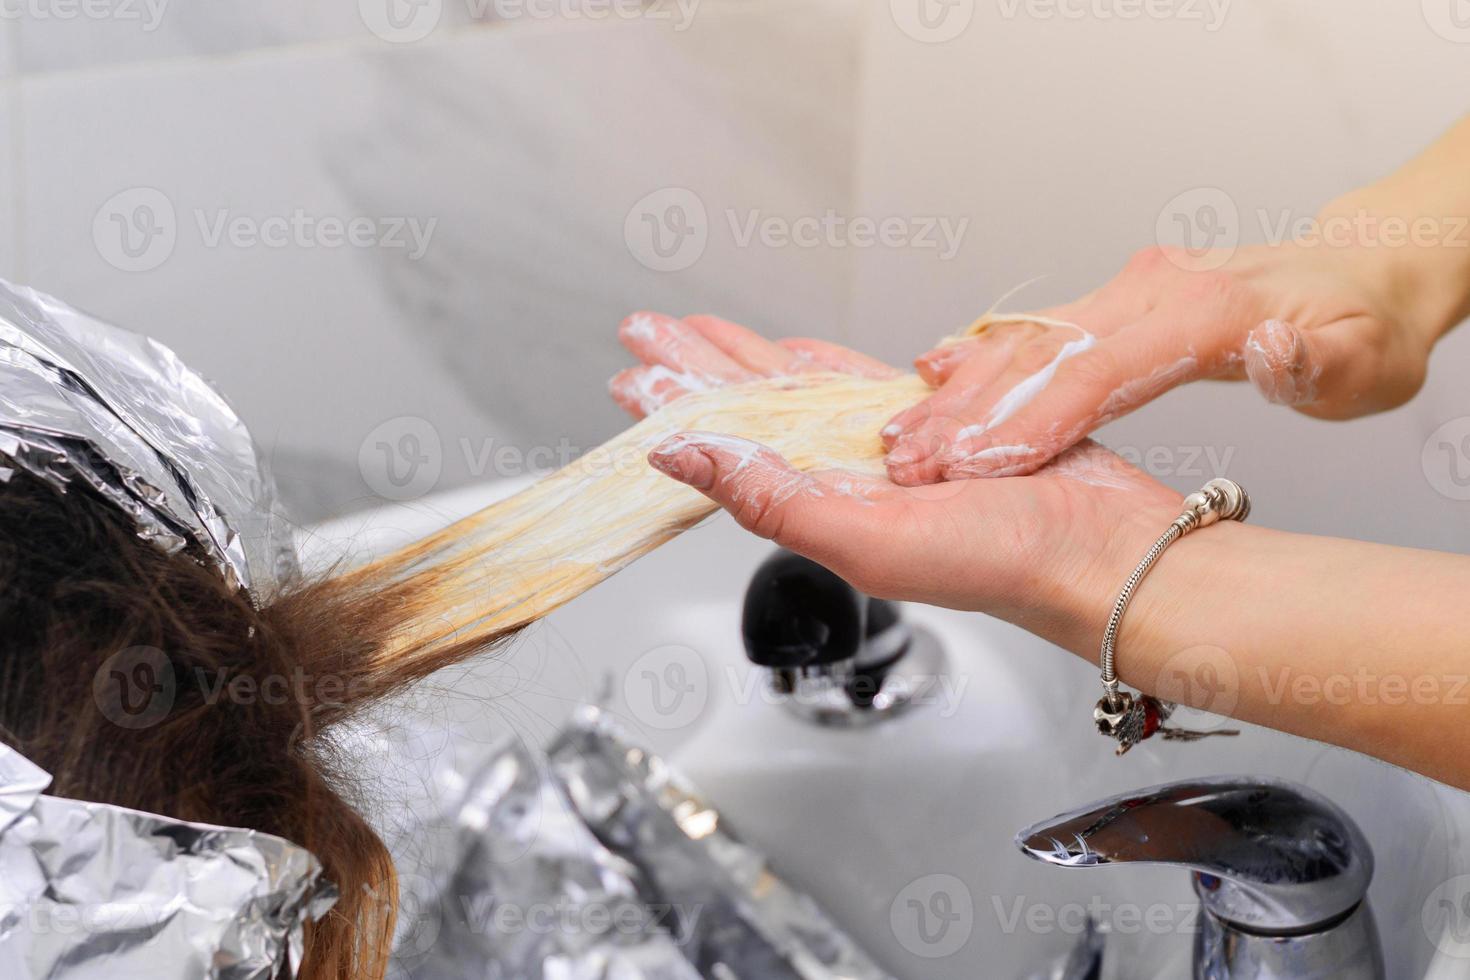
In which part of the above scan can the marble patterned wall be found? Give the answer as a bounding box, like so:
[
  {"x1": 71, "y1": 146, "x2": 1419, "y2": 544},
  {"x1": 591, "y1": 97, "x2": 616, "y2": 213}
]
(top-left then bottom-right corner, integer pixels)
[
  {"x1": 1, "y1": 0, "x2": 1468, "y2": 549},
  {"x1": 0, "y1": 0, "x2": 864, "y2": 521}
]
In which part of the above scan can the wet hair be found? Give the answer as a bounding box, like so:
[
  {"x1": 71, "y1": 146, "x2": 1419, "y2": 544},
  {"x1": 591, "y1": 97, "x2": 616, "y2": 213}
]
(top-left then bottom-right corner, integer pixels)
[{"x1": 0, "y1": 471, "x2": 518, "y2": 979}]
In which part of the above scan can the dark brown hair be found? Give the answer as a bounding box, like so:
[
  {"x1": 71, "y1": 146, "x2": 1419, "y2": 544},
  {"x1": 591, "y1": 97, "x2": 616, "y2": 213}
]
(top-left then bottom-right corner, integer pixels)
[{"x1": 0, "y1": 471, "x2": 517, "y2": 979}]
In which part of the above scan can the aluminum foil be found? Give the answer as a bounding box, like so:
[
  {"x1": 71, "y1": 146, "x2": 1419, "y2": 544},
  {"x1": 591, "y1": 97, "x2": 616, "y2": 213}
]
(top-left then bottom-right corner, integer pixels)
[
  {"x1": 392, "y1": 707, "x2": 892, "y2": 979},
  {"x1": 390, "y1": 732, "x2": 702, "y2": 980},
  {"x1": 0, "y1": 278, "x2": 298, "y2": 598},
  {"x1": 0, "y1": 743, "x2": 336, "y2": 980}
]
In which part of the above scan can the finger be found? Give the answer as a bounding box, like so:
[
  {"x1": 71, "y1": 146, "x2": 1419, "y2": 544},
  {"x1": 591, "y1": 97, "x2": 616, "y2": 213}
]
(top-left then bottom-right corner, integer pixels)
[
  {"x1": 682, "y1": 314, "x2": 802, "y2": 376},
  {"x1": 776, "y1": 337, "x2": 902, "y2": 379},
  {"x1": 1250, "y1": 317, "x2": 1426, "y2": 419},
  {"x1": 619, "y1": 311, "x2": 758, "y2": 386},
  {"x1": 647, "y1": 432, "x2": 888, "y2": 571},
  {"x1": 914, "y1": 257, "x2": 1175, "y2": 385},
  {"x1": 936, "y1": 309, "x2": 1228, "y2": 479},
  {"x1": 914, "y1": 320, "x2": 1044, "y2": 387},
  {"x1": 608, "y1": 365, "x2": 692, "y2": 419},
  {"x1": 885, "y1": 332, "x2": 1035, "y2": 454}
]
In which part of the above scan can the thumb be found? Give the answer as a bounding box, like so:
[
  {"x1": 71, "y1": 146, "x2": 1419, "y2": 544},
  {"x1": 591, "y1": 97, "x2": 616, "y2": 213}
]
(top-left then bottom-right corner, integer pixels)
[
  {"x1": 1244, "y1": 318, "x2": 1425, "y2": 418},
  {"x1": 647, "y1": 432, "x2": 881, "y2": 572}
]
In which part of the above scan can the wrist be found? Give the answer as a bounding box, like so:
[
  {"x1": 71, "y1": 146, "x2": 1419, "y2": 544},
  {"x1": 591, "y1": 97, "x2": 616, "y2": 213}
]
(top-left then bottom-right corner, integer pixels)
[{"x1": 1041, "y1": 502, "x2": 1187, "y2": 666}]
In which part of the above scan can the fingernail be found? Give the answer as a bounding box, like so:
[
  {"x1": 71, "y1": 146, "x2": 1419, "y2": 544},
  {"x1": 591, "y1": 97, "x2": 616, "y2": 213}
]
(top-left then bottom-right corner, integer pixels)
[
  {"x1": 880, "y1": 422, "x2": 904, "y2": 439},
  {"x1": 648, "y1": 441, "x2": 716, "y2": 490},
  {"x1": 886, "y1": 440, "x2": 924, "y2": 467}
]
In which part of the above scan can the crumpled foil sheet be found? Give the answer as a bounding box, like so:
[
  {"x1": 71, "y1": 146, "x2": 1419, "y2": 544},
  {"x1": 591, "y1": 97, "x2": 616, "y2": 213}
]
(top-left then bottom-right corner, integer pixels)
[
  {"x1": 391, "y1": 708, "x2": 892, "y2": 980},
  {"x1": 0, "y1": 743, "x2": 336, "y2": 980},
  {"x1": 0, "y1": 278, "x2": 298, "y2": 597}
]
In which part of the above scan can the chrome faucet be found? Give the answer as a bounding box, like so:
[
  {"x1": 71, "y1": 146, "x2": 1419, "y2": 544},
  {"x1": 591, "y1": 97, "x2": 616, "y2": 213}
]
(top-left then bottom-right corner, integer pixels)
[{"x1": 1015, "y1": 777, "x2": 1383, "y2": 979}]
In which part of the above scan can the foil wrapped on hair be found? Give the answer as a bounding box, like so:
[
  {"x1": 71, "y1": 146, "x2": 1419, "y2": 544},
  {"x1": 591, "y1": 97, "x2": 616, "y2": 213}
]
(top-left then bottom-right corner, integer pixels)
[
  {"x1": 0, "y1": 744, "x2": 335, "y2": 979},
  {"x1": 394, "y1": 708, "x2": 891, "y2": 980},
  {"x1": 0, "y1": 279, "x2": 298, "y2": 598}
]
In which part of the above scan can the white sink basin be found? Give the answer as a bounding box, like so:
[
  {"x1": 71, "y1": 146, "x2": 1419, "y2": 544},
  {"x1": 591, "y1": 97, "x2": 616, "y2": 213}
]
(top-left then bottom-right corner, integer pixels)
[{"x1": 304, "y1": 480, "x2": 1470, "y2": 980}]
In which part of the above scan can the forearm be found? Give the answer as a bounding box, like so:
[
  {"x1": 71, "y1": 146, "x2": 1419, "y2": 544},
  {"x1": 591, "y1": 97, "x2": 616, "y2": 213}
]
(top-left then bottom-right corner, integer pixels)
[
  {"x1": 1104, "y1": 522, "x2": 1470, "y2": 788},
  {"x1": 1324, "y1": 114, "x2": 1470, "y2": 344}
]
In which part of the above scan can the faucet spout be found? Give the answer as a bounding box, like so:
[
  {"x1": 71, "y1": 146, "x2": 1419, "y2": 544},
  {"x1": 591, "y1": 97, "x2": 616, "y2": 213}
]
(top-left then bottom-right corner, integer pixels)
[{"x1": 1015, "y1": 777, "x2": 1373, "y2": 935}]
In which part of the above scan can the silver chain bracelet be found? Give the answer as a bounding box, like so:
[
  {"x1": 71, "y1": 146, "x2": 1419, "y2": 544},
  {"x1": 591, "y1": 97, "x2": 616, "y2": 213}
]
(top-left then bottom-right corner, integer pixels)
[{"x1": 1094, "y1": 478, "x2": 1251, "y2": 755}]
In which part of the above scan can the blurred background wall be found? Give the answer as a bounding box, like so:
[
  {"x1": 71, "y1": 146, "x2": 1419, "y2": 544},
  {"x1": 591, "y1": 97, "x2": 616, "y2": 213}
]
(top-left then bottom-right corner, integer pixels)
[{"x1": 0, "y1": 0, "x2": 1466, "y2": 552}]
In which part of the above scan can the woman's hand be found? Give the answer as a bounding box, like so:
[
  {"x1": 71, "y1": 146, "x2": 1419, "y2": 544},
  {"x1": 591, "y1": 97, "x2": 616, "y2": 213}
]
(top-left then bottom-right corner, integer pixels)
[
  {"x1": 882, "y1": 242, "x2": 1441, "y2": 485},
  {"x1": 611, "y1": 311, "x2": 1183, "y2": 655},
  {"x1": 608, "y1": 311, "x2": 901, "y2": 419}
]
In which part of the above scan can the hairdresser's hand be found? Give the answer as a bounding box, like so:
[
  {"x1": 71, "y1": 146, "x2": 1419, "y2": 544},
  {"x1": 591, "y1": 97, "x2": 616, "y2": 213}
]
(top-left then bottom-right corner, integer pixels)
[
  {"x1": 607, "y1": 309, "x2": 1184, "y2": 650},
  {"x1": 609, "y1": 311, "x2": 901, "y2": 418},
  {"x1": 883, "y1": 242, "x2": 1440, "y2": 485},
  {"x1": 646, "y1": 428, "x2": 1182, "y2": 653}
]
